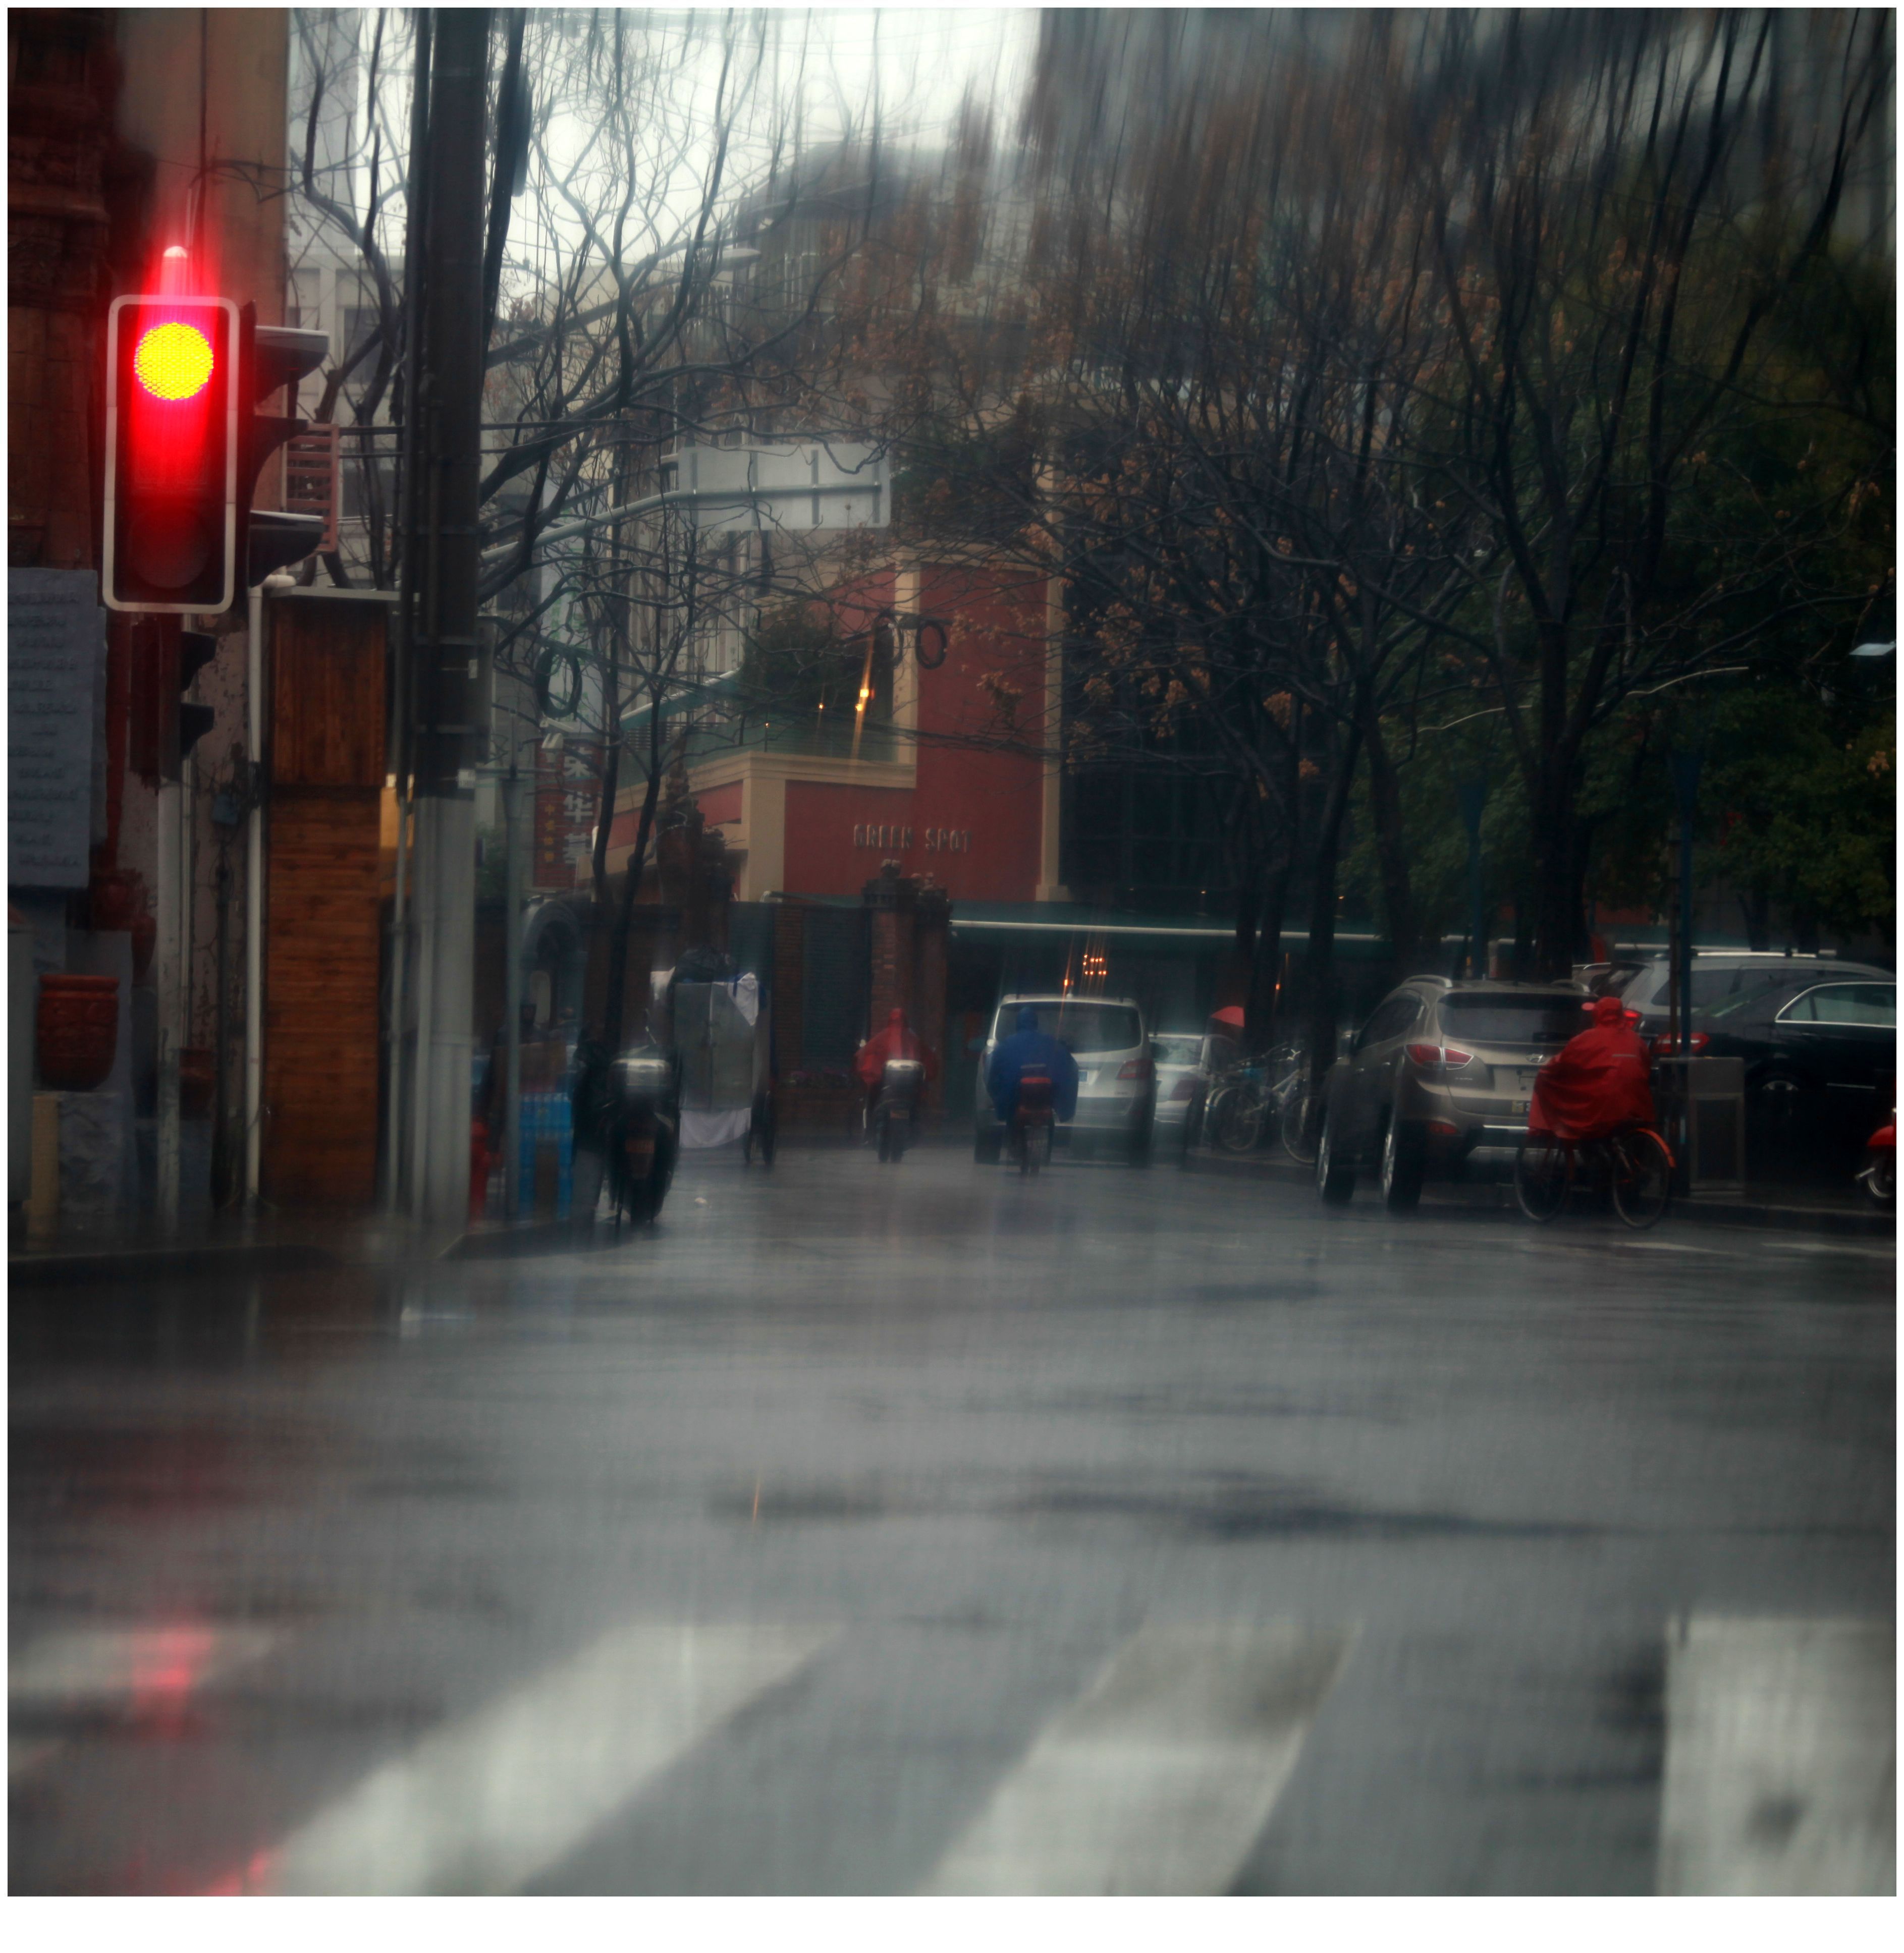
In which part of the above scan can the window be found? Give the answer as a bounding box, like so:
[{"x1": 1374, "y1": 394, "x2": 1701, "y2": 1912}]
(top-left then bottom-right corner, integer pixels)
[
  {"x1": 1689, "y1": 969, "x2": 1742, "y2": 1009},
  {"x1": 286, "y1": 267, "x2": 321, "y2": 331},
  {"x1": 1353, "y1": 995, "x2": 1418, "y2": 1052},
  {"x1": 341, "y1": 304, "x2": 383, "y2": 365},
  {"x1": 1151, "y1": 1036, "x2": 1203, "y2": 1066},
  {"x1": 341, "y1": 456, "x2": 395, "y2": 525},
  {"x1": 1782, "y1": 984, "x2": 1896, "y2": 1027},
  {"x1": 994, "y1": 1003, "x2": 1143, "y2": 1055},
  {"x1": 1438, "y1": 994, "x2": 1587, "y2": 1045}
]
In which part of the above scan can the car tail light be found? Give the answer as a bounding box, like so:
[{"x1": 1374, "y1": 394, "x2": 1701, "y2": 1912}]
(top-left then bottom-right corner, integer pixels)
[
  {"x1": 1118, "y1": 1057, "x2": 1154, "y2": 1082},
  {"x1": 1406, "y1": 1044, "x2": 1474, "y2": 1071},
  {"x1": 1169, "y1": 1075, "x2": 1196, "y2": 1101},
  {"x1": 1427, "y1": 1119, "x2": 1459, "y2": 1137},
  {"x1": 1651, "y1": 1032, "x2": 1709, "y2": 1055}
]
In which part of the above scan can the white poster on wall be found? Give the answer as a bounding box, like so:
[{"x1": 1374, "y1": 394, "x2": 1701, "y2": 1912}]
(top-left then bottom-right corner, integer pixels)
[{"x1": 9, "y1": 568, "x2": 105, "y2": 889}]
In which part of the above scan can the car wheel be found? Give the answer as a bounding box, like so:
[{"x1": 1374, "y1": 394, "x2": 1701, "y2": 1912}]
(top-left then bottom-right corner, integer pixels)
[
  {"x1": 1380, "y1": 1113, "x2": 1426, "y2": 1212},
  {"x1": 1129, "y1": 1107, "x2": 1153, "y2": 1167},
  {"x1": 1316, "y1": 1108, "x2": 1355, "y2": 1204},
  {"x1": 973, "y1": 1126, "x2": 1002, "y2": 1166}
]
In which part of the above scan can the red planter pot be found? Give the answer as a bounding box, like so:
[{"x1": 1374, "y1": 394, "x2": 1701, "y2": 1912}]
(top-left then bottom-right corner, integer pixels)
[{"x1": 37, "y1": 973, "x2": 121, "y2": 1092}]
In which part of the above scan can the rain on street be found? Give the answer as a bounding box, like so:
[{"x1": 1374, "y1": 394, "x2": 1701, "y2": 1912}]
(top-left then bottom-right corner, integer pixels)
[{"x1": 11, "y1": 1148, "x2": 1894, "y2": 1896}]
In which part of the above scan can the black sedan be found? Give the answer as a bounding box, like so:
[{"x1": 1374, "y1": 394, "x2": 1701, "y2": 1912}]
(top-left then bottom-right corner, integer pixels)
[{"x1": 1694, "y1": 975, "x2": 1895, "y2": 1135}]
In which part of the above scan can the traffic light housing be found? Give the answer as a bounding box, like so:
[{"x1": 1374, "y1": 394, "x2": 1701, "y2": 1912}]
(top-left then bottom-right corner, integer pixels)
[
  {"x1": 104, "y1": 293, "x2": 332, "y2": 613},
  {"x1": 239, "y1": 304, "x2": 331, "y2": 585},
  {"x1": 179, "y1": 628, "x2": 218, "y2": 764},
  {"x1": 103, "y1": 294, "x2": 240, "y2": 613}
]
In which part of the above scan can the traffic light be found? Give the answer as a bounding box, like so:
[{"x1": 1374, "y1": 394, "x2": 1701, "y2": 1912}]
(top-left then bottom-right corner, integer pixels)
[
  {"x1": 179, "y1": 628, "x2": 218, "y2": 764},
  {"x1": 238, "y1": 304, "x2": 331, "y2": 585},
  {"x1": 103, "y1": 293, "x2": 240, "y2": 613},
  {"x1": 128, "y1": 620, "x2": 221, "y2": 783},
  {"x1": 104, "y1": 284, "x2": 332, "y2": 614}
]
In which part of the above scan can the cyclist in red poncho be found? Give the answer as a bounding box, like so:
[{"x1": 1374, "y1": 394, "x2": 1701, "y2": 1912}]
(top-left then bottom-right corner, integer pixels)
[
  {"x1": 1529, "y1": 994, "x2": 1656, "y2": 1142},
  {"x1": 853, "y1": 1008, "x2": 937, "y2": 1131}
]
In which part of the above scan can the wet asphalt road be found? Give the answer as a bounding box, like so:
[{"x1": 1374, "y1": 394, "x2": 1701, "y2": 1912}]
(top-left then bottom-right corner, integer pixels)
[{"x1": 10, "y1": 1146, "x2": 1895, "y2": 1895}]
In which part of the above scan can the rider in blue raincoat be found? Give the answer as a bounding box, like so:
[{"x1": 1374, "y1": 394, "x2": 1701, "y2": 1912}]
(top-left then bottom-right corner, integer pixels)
[{"x1": 986, "y1": 1006, "x2": 1081, "y2": 1126}]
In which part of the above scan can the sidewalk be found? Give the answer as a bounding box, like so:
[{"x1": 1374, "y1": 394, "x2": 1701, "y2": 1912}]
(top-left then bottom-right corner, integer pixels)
[
  {"x1": 7, "y1": 1210, "x2": 465, "y2": 1287},
  {"x1": 1180, "y1": 1148, "x2": 1896, "y2": 1239}
]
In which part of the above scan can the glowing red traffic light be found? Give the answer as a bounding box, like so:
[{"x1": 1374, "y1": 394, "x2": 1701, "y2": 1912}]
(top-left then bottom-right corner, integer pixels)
[{"x1": 134, "y1": 320, "x2": 215, "y2": 402}]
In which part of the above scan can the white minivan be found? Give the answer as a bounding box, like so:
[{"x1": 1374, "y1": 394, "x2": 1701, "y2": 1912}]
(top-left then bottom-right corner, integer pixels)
[{"x1": 973, "y1": 994, "x2": 1156, "y2": 1165}]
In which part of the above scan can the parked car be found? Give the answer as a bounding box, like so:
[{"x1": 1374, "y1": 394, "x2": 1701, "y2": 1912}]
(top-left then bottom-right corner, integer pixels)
[
  {"x1": 1150, "y1": 1030, "x2": 1239, "y2": 1151},
  {"x1": 1316, "y1": 977, "x2": 1591, "y2": 1211},
  {"x1": 1693, "y1": 975, "x2": 1895, "y2": 1135},
  {"x1": 974, "y1": 994, "x2": 1156, "y2": 1165},
  {"x1": 1606, "y1": 952, "x2": 1891, "y2": 1038}
]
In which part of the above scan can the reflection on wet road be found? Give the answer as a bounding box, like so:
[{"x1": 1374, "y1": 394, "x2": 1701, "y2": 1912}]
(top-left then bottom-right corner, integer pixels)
[{"x1": 10, "y1": 1148, "x2": 1895, "y2": 1893}]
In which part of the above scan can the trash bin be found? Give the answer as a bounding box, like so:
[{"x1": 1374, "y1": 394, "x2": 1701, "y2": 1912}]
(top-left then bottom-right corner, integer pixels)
[{"x1": 1654, "y1": 1055, "x2": 1746, "y2": 1195}]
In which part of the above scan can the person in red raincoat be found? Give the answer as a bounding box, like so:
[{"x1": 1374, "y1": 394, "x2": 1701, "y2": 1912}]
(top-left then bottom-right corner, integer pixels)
[
  {"x1": 1529, "y1": 994, "x2": 1656, "y2": 1142},
  {"x1": 853, "y1": 1008, "x2": 936, "y2": 1129}
]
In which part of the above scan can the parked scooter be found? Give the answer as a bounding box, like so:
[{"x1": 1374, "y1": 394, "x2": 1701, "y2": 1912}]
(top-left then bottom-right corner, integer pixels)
[
  {"x1": 607, "y1": 1045, "x2": 680, "y2": 1224},
  {"x1": 1856, "y1": 1113, "x2": 1894, "y2": 1208},
  {"x1": 875, "y1": 1057, "x2": 924, "y2": 1163},
  {"x1": 1012, "y1": 1068, "x2": 1056, "y2": 1176}
]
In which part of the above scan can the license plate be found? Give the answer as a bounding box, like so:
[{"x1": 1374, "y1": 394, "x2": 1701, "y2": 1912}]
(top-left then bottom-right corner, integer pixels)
[
  {"x1": 1509, "y1": 1099, "x2": 1529, "y2": 1115},
  {"x1": 1076, "y1": 1069, "x2": 1094, "y2": 1087}
]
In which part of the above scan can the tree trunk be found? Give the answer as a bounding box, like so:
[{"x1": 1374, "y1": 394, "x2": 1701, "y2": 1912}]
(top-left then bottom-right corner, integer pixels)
[
  {"x1": 1358, "y1": 692, "x2": 1421, "y2": 979},
  {"x1": 1244, "y1": 848, "x2": 1293, "y2": 1052},
  {"x1": 1528, "y1": 774, "x2": 1586, "y2": 980},
  {"x1": 588, "y1": 628, "x2": 620, "y2": 910},
  {"x1": 1299, "y1": 721, "x2": 1364, "y2": 1141},
  {"x1": 597, "y1": 710, "x2": 665, "y2": 1055}
]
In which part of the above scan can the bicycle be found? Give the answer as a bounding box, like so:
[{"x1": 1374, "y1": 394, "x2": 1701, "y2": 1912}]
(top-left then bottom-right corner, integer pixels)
[
  {"x1": 1203, "y1": 1042, "x2": 1310, "y2": 1156},
  {"x1": 1205, "y1": 1063, "x2": 1269, "y2": 1153},
  {"x1": 1514, "y1": 1124, "x2": 1674, "y2": 1230}
]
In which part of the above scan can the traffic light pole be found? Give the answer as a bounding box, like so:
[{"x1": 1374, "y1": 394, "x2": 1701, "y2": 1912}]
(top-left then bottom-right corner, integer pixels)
[{"x1": 154, "y1": 620, "x2": 183, "y2": 1230}]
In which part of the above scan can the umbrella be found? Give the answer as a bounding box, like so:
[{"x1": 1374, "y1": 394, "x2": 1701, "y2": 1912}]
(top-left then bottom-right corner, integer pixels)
[{"x1": 1210, "y1": 1006, "x2": 1245, "y2": 1028}]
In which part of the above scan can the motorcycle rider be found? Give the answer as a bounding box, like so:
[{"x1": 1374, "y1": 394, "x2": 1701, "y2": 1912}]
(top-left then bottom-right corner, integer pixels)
[
  {"x1": 1529, "y1": 993, "x2": 1655, "y2": 1141},
  {"x1": 986, "y1": 1004, "x2": 1081, "y2": 1135},
  {"x1": 853, "y1": 1007, "x2": 937, "y2": 1136}
]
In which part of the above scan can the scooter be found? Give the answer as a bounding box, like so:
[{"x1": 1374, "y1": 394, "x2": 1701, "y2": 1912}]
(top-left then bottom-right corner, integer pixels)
[
  {"x1": 1012, "y1": 1069, "x2": 1056, "y2": 1176},
  {"x1": 875, "y1": 1057, "x2": 924, "y2": 1163},
  {"x1": 607, "y1": 1046, "x2": 680, "y2": 1224},
  {"x1": 1856, "y1": 1113, "x2": 1894, "y2": 1208}
]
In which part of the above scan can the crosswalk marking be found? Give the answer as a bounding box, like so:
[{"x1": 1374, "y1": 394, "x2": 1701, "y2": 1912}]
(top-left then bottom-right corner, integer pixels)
[
  {"x1": 10, "y1": 1623, "x2": 278, "y2": 1704},
  {"x1": 1657, "y1": 1616, "x2": 1895, "y2": 1896},
  {"x1": 10, "y1": 1624, "x2": 279, "y2": 1780},
  {"x1": 244, "y1": 1620, "x2": 838, "y2": 1895},
  {"x1": 920, "y1": 1621, "x2": 1354, "y2": 1895}
]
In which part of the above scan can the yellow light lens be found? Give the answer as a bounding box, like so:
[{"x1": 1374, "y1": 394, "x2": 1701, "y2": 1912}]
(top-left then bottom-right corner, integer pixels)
[{"x1": 134, "y1": 320, "x2": 214, "y2": 402}]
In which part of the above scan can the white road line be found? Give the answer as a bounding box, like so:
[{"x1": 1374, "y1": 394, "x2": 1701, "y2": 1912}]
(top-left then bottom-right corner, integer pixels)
[
  {"x1": 921, "y1": 1622, "x2": 1353, "y2": 1895},
  {"x1": 10, "y1": 1623, "x2": 278, "y2": 1703},
  {"x1": 1657, "y1": 1616, "x2": 1895, "y2": 1895},
  {"x1": 248, "y1": 1620, "x2": 838, "y2": 1895}
]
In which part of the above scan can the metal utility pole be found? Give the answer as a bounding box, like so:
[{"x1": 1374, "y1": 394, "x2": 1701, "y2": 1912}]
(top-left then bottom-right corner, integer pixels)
[
  {"x1": 407, "y1": 7, "x2": 490, "y2": 1223},
  {"x1": 502, "y1": 756, "x2": 526, "y2": 1221},
  {"x1": 384, "y1": 5, "x2": 433, "y2": 1215}
]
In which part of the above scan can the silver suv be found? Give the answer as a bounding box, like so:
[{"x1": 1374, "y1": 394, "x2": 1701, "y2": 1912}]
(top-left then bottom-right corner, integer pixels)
[
  {"x1": 1317, "y1": 977, "x2": 1590, "y2": 1211},
  {"x1": 974, "y1": 994, "x2": 1156, "y2": 1166}
]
